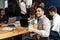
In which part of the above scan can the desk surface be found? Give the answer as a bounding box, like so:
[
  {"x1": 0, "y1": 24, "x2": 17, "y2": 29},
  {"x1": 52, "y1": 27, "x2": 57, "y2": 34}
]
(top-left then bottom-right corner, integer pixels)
[
  {"x1": 0, "y1": 27, "x2": 28, "y2": 39},
  {"x1": 0, "y1": 24, "x2": 37, "y2": 39}
]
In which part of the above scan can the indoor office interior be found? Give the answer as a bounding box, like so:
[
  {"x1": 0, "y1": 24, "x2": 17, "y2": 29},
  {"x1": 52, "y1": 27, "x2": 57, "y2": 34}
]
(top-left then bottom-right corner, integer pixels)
[{"x1": 0, "y1": 0, "x2": 60, "y2": 40}]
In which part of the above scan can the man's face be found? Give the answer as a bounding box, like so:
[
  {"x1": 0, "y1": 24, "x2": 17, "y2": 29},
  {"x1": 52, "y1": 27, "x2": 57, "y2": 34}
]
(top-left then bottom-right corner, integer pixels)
[
  {"x1": 36, "y1": 8, "x2": 44, "y2": 17},
  {"x1": 1, "y1": 10, "x2": 5, "y2": 16},
  {"x1": 49, "y1": 11, "x2": 53, "y2": 16}
]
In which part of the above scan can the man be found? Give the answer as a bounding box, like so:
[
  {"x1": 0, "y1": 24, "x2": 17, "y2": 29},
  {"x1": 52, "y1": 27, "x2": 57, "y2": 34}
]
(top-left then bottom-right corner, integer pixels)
[
  {"x1": 29, "y1": 6, "x2": 51, "y2": 40},
  {"x1": 48, "y1": 6, "x2": 60, "y2": 40},
  {"x1": 0, "y1": 9, "x2": 8, "y2": 24}
]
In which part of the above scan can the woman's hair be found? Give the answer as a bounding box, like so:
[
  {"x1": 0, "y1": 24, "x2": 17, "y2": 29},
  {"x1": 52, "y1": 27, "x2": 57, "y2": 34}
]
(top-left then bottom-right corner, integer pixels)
[{"x1": 21, "y1": 0, "x2": 25, "y2": 2}]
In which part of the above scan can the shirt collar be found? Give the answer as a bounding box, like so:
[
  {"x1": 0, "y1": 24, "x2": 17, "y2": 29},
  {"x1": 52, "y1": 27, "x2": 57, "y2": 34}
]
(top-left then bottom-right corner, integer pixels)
[
  {"x1": 40, "y1": 15, "x2": 46, "y2": 19},
  {"x1": 53, "y1": 13, "x2": 58, "y2": 19}
]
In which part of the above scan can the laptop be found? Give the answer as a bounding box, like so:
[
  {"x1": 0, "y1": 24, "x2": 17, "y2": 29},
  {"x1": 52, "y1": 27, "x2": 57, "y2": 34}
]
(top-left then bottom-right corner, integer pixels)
[{"x1": 8, "y1": 17, "x2": 16, "y2": 24}]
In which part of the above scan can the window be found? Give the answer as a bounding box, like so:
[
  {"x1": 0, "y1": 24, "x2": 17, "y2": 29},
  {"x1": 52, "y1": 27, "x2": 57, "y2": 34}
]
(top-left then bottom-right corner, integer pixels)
[
  {"x1": 19, "y1": 0, "x2": 32, "y2": 8},
  {"x1": 26, "y1": 0, "x2": 32, "y2": 8},
  {"x1": 4, "y1": 0, "x2": 8, "y2": 8}
]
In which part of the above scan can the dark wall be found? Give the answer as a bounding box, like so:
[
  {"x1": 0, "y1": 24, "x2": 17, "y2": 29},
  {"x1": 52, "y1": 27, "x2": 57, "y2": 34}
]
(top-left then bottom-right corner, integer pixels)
[{"x1": 46, "y1": 0, "x2": 60, "y2": 10}]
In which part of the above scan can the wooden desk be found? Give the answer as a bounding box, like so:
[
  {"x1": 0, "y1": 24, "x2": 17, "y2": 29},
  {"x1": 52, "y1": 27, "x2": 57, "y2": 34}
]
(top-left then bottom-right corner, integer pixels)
[
  {"x1": 0, "y1": 27, "x2": 28, "y2": 40},
  {"x1": 18, "y1": 24, "x2": 38, "y2": 34},
  {"x1": 0, "y1": 24, "x2": 37, "y2": 40},
  {"x1": 16, "y1": 27, "x2": 28, "y2": 35}
]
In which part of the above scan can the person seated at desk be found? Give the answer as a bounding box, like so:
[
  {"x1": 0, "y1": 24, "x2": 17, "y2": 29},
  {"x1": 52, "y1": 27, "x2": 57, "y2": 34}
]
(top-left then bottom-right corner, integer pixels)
[
  {"x1": 29, "y1": 6, "x2": 51, "y2": 40},
  {"x1": 48, "y1": 6, "x2": 60, "y2": 40},
  {"x1": 0, "y1": 9, "x2": 8, "y2": 24}
]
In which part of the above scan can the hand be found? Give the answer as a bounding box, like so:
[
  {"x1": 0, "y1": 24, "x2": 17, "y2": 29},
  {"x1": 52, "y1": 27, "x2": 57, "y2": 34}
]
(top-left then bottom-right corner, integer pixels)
[
  {"x1": 28, "y1": 25, "x2": 34, "y2": 32},
  {"x1": 30, "y1": 33, "x2": 35, "y2": 37}
]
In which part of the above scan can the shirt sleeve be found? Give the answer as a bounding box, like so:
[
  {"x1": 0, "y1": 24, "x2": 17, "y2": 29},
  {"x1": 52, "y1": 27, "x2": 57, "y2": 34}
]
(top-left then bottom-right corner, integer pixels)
[{"x1": 40, "y1": 18, "x2": 51, "y2": 37}]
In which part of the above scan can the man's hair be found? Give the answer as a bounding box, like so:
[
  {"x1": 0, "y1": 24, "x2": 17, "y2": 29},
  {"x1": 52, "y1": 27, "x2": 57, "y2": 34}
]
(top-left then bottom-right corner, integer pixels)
[
  {"x1": 37, "y1": 6, "x2": 44, "y2": 11},
  {"x1": 0, "y1": 8, "x2": 4, "y2": 13},
  {"x1": 48, "y1": 6, "x2": 57, "y2": 12},
  {"x1": 0, "y1": 8, "x2": 4, "y2": 11}
]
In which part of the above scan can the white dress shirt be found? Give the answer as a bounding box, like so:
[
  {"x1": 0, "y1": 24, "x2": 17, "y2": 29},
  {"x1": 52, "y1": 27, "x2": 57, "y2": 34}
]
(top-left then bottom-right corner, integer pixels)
[
  {"x1": 20, "y1": 2, "x2": 26, "y2": 14},
  {"x1": 52, "y1": 13, "x2": 60, "y2": 33},
  {"x1": 38, "y1": 15, "x2": 51, "y2": 37},
  {"x1": 28, "y1": 15, "x2": 51, "y2": 37}
]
